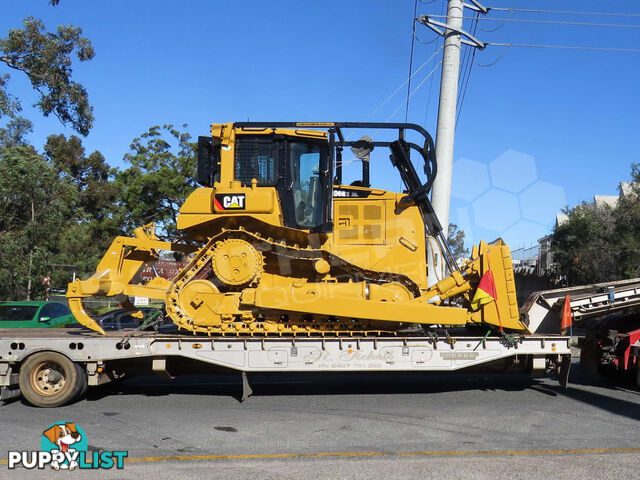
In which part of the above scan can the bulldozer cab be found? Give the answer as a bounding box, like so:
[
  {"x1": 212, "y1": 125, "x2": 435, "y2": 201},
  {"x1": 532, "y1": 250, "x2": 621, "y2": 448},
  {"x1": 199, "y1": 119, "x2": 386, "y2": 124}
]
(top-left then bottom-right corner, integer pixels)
[
  {"x1": 204, "y1": 130, "x2": 332, "y2": 232},
  {"x1": 196, "y1": 122, "x2": 450, "y2": 259}
]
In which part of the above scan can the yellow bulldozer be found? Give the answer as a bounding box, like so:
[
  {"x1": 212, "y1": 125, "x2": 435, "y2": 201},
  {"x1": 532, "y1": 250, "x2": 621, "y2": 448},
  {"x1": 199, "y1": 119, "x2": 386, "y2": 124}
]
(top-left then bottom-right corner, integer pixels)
[{"x1": 67, "y1": 122, "x2": 528, "y2": 336}]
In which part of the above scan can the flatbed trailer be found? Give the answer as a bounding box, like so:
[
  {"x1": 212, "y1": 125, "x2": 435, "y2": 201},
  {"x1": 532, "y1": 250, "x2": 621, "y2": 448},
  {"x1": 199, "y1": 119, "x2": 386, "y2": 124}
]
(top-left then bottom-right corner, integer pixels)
[
  {"x1": 521, "y1": 277, "x2": 640, "y2": 387},
  {"x1": 0, "y1": 327, "x2": 571, "y2": 407}
]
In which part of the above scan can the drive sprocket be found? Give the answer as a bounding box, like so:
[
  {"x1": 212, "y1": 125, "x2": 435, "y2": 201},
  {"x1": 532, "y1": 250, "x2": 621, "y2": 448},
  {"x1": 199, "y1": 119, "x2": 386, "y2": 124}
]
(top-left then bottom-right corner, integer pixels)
[{"x1": 211, "y1": 238, "x2": 263, "y2": 286}]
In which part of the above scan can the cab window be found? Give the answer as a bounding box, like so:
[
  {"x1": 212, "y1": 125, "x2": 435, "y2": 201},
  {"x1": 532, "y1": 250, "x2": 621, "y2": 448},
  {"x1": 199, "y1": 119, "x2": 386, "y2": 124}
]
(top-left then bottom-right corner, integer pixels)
[
  {"x1": 290, "y1": 142, "x2": 323, "y2": 228},
  {"x1": 234, "y1": 137, "x2": 277, "y2": 186}
]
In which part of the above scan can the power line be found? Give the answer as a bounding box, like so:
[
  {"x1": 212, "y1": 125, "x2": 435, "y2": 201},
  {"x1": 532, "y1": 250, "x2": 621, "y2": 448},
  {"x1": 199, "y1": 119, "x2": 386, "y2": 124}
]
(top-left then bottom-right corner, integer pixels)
[
  {"x1": 415, "y1": 34, "x2": 440, "y2": 45},
  {"x1": 455, "y1": 39, "x2": 472, "y2": 121},
  {"x1": 387, "y1": 61, "x2": 442, "y2": 121},
  {"x1": 476, "y1": 45, "x2": 510, "y2": 67},
  {"x1": 364, "y1": 45, "x2": 443, "y2": 122},
  {"x1": 486, "y1": 42, "x2": 640, "y2": 53},
  {"x1": 458, "y1": 18, "x2": 474, "y2": 87},
  {"x1": 405, "y1": 0, "x2": 419, "y2": 122},
  {"x1": 456, "y1": 12, "x2": 479, "y2": 127},
  {"x1": 456, "y1": 49, "x2": 477, "y2": 125},
  {"x1": 422, "y1": 48, "x2": 439, "y2": 125},
  {"x1": 427, "y1": 15, "x2": 640, "y2": 29},
  {"x1": 488, "y1": 7, "x2": 640, "y2": 18},
  {"x1": 423, "y1": 0, "x2": 446, "y2": 129},
  {"x1": 480, "y1": 9, "x2": 512, "y2": 33},
  {"x1": 456, "y1": 12, "x2": 478, "y2": 104}
]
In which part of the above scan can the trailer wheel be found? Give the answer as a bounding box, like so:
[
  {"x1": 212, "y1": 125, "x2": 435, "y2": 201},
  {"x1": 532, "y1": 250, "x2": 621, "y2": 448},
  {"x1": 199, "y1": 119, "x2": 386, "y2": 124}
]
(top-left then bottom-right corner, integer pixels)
[
  {"x1": 636, "y1": 367, "x2": 640, "y2": 389},
  {"x1": 18, "y1": 352, "x2": 83, "y2": 407},
  {"x1": 73, "y1": 363, "x2": 88, "y2": 400}
]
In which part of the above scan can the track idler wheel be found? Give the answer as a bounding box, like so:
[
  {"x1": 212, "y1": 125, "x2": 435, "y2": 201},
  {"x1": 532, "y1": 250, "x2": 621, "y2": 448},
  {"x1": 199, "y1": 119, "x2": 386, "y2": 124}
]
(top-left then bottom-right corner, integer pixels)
[{"x1": 177, "y1": 279, "x2": 225, "y2": 328}]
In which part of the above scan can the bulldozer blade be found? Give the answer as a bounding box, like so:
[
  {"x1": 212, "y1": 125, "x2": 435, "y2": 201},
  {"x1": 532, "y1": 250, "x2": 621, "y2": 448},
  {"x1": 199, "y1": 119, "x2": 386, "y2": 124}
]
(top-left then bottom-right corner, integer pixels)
[{"x1": 68, "y1": 297, "x2": 106, "y2": 335}]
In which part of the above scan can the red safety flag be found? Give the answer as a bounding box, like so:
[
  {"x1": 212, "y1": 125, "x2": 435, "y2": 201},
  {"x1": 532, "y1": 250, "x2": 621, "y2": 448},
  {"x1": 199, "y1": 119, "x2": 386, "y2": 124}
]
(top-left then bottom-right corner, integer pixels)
[
  {"x1": 561, "y1": 295, "x2": 572, "y2": 332},
  {"x1": 471, "y1": 270, "x2": 497, "y2": 310}
]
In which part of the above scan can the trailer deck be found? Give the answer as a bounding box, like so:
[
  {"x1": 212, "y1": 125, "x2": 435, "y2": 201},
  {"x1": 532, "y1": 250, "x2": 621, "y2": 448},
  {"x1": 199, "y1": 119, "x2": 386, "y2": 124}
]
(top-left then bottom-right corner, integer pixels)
[{"x1": 0, "y1": 327, "x2": 572, "y2": 405}]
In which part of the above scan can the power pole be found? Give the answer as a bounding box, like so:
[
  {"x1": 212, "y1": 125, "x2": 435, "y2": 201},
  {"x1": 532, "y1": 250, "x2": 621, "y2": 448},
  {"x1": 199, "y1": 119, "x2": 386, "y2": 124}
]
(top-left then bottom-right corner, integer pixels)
[
  {"x1": 417, "y1": 1, "x2": 486, "y2": 285},
  {"x1": 430, "y1": 0, "x2": 463, "y2": 284}
]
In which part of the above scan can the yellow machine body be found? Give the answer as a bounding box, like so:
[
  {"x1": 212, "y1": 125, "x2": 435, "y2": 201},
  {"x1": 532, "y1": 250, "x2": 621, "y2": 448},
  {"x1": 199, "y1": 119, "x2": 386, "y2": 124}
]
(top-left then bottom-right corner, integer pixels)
[{"x1": 67, "y1": 122, "x2": 528, "y2": 336}]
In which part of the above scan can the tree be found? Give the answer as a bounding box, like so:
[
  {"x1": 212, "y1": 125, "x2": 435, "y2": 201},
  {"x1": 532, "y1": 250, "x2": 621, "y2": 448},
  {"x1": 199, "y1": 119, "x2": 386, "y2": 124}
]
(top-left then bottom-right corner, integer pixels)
[
  {"x1": 117, "y1": 125, "x2": 197, "y2": 239},
  {"x1": 43, "y1": 134, "x2": 122, "y2": 284},
  {"x1": 552, "y1": 202, "x2": 617, "y2": 285},
  {"x1": 551, "y1": 163, "x2": 640, "y2": 285},
  {"x1": 447, "y1": 223, "x2": 469, "y2": 260},
  {"x1": 612, "y1": 165, "x2": 640, "y2": 279},
  {"x1": 0, "y1": 117, "x2": 33, "y2": 148},
  {"x1": 0, "y1": 145, "x2": 76, "y2": 299},
  {"x1": 44, "y1": 133, "x2": 120, "y2": 221},
  {"x1": 0, "y1": 16, "x2": 95, "y2": 135}
]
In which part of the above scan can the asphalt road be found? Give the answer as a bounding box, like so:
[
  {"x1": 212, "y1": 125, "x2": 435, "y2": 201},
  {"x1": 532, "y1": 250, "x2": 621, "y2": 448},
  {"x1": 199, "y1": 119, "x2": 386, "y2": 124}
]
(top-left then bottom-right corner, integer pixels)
[{"x1": 1, "y1": 360, "x2": 639, "y2": 479}]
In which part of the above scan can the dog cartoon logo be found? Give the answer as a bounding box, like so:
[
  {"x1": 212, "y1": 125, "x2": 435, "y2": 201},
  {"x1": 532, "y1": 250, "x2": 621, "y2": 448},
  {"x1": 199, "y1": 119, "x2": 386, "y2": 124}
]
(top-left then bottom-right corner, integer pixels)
[
  {"x1": 41, "y1": 422, "x2": 87, "y2": 470},
  {"x1": 8, "y1": 422, "x2": 127, "y2": 470}
]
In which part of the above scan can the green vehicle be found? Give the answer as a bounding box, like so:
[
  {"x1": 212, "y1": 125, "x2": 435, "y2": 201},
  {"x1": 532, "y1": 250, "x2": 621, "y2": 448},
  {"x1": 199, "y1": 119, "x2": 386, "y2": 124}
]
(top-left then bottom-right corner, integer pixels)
[{"x1": 0, "y1": 301, "x2": 77, "y2": 328}]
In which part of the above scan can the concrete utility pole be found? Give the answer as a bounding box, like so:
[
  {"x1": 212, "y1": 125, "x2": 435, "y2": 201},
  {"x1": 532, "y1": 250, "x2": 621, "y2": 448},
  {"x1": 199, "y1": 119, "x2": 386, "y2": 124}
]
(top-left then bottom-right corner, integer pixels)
[
  {"x1": 428, "y1": 0, "x2": 464, "y2": 285},
  {"x1": 417, "y1": 0, "x2": 487, "y2": 285}
]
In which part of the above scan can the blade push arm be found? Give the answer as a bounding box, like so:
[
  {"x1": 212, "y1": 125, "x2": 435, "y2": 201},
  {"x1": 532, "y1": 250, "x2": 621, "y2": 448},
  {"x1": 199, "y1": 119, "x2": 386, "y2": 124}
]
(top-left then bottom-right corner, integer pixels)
[{"x1": 66, "y1": 224, "x2": 195, "y2": 334}]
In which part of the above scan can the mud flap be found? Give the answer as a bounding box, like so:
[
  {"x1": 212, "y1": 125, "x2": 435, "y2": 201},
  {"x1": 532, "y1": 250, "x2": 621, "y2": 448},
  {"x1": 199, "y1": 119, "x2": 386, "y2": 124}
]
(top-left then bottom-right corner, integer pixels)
[
  {"x1": 0, "y1": 386, "x2": 20, "y2": 402},
  {"x1": 559, "y1": 354, "x2": 571, "y2": 389},
  {"x1": 241, "y1": 371, "x2": 252, "y2": 402}
]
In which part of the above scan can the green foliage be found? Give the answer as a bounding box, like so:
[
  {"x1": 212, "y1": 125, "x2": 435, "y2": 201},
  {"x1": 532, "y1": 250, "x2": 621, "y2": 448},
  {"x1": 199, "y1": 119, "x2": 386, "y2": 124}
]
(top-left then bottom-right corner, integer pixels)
[
  {"x1": 552, "y1": 202, "x2": 617, "y2": 284},
  {"x1": 43, "y1": 134, "x2": 123, "y2": 284},
  {"x1": 0, "y1": 146, "x2": 76, "y2": 299},
  {"x1": 0, "y1": 6, "x2": 204, "y2": 300},
  {"x1": 0, "y1": 124, "x2": 199, "y2": 300},
  {"x1": 0, "y1": 132, "x2": 126, "y2": 300},
  {"x1": 44, "y1": 134, "x2": 120, "y2": 221},
  {"x1": 612, "y1": 172, "x2": 640, "y2": 279},
  {"x1": 552, "y1": 164, "x2": 640, "y2": 284},
  {"x1": 447, "y1": 223, "x2": 469, "y2": 260},
  {"x1": 0, "y1": 17, "x2": 95, "y2": 135},
  {"x1": 0, "y1": 116, "x2": 33, "y2": 148},
  {"x1": 117, "y1": 125, "x2": 197, "y2": 239}
]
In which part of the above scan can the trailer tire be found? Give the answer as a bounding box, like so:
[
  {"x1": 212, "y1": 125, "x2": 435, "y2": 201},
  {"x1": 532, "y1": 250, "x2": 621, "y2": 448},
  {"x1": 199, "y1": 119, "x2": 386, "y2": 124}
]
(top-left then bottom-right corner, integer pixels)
[
  {"x1": 18, "y1": 352, "x2": 83, "y2": 407},
  {"x1": 73, "y1": 363, "x2": 88, "y2": 400},
  {"x1": 636, "y1": 367, "x2": 640, "y2": 389}
]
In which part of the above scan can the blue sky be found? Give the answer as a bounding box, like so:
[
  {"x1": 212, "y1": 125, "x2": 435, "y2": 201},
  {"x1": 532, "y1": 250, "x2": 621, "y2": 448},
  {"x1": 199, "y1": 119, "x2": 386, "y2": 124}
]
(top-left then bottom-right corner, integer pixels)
[{"x1": 2, "y1": 0, "x2": 639, "y2": 249}]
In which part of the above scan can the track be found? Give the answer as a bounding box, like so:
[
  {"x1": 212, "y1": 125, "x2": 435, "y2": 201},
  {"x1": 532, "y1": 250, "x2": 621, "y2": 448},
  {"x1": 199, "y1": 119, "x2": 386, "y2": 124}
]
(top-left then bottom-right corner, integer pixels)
[{"x1": 165, "y1": 228, "x2": 419, "y2": 336}]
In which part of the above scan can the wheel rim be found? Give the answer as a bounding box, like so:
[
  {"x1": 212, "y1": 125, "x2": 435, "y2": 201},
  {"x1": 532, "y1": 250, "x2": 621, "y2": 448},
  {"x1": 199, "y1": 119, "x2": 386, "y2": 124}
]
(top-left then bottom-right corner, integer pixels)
[{"x1": 29, "y1": 361, "x2": 67, "y2": 397}]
